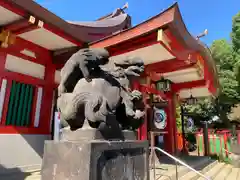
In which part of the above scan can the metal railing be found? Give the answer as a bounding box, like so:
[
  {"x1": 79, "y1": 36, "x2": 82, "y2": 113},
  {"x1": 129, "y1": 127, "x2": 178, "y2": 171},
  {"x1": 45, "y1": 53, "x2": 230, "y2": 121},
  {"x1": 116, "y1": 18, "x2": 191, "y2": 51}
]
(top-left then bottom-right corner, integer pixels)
[{"x1": 150, "y1": 146, "x2": 211, "y2": 180}]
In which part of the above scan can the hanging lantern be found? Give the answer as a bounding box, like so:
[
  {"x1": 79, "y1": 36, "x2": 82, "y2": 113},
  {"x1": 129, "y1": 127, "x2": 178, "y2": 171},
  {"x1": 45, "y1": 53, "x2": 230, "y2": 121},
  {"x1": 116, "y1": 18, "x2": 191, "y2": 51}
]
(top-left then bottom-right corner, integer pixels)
[
  {"x1": 155, "y1": 77, "x2": 171, "y2": 92},
  {"x1": 186, "y1": 95, "x2": 197, "y2": 105}
]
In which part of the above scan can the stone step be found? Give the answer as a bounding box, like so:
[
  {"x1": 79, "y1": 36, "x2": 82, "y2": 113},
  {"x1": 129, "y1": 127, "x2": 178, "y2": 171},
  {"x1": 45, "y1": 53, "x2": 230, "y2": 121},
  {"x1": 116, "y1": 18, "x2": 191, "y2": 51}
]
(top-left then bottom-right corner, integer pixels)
[
  {"x1": 150, "y1": 157, "x2": 213, "y2": 180},
  {"x1": 213, "y1": 164, "x2": 232, "y2": 180},
  {"x1": 225, "y1": 167, "x2": 240, "y2": 179},
  {"x1": 196, "y1": 162, "x2": 225, "y2": 180},
  {"x1": 150, "y1": 164, "x2": 186, "y2": 180},
  {"x1": 179, "y1": 160, "x2": 218, "y2": 180},
  {"x1": 176, "y1": 161, "x2": 240, "y2": 180}
]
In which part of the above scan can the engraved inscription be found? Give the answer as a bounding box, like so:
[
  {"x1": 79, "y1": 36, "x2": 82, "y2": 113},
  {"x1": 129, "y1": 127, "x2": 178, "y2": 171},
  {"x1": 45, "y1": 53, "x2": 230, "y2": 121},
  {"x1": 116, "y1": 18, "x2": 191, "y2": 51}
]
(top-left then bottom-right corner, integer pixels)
[{"x1": 96, "y1": 148, "x2": 146, "y2": 180}]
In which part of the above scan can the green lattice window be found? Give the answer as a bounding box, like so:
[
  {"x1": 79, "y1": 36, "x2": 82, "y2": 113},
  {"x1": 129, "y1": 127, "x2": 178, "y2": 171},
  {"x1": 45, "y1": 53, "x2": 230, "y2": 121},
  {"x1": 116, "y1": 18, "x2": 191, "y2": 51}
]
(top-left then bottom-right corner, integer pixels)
[{"x1": 6, "y1": 80, "x2": 35, "y2": 126}]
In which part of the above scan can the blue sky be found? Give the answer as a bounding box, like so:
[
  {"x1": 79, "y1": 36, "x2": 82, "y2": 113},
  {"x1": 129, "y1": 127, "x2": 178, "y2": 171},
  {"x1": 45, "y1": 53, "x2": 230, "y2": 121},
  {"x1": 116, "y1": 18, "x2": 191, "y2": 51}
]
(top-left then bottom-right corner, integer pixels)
[{"x1": 36, "y1": 0, "x2": 240, "y2": 45}]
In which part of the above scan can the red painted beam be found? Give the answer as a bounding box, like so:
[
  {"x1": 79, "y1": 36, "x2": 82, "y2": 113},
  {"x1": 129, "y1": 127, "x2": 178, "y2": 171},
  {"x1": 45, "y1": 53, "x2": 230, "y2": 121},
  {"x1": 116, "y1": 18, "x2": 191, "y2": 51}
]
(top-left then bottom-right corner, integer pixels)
[
  {"x1": 1, "y1": 70, "x2": 45, "y2": 87},
  {"x1": 145, "y1": 58, "x2": 197, "y2": 74},
  {"x1": 139, "y1": 84, "x2": 167, "y2": 99},
  {"x1": 107, "y1": 32, "x2": 158, "y2": 56},
  {"x1": 2, "y1": 18, "x2": 39, "y2": 35},
  {"x1": 159, "y1": 40, "x2": 198, "y2": 63},
  {"x1": 171, "y1": 79, "x2": 206, "y2": 92},
  {"x1": 0, "y1": 67, "x2": 57, "y2": 90},
  {"x1": 14, "y1": 24, "x2": 38, "y2": 35},
  {"x1": 160, "y1": 30, "x2": 199, "y2": 64},
  {"x1": 3, "y1": 19, "x2": 29, "y2": 31},
  {"x1": 0, "y1": 126, "x2": 50, "y2": 134},
  {"x1": 164, "y1": 29, "x2": 185, "y2": 51}
]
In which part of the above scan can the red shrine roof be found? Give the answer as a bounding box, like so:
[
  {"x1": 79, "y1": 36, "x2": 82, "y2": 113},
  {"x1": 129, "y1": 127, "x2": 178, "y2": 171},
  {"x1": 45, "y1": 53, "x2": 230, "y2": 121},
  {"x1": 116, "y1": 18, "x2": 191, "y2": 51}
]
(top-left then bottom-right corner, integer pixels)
[
  {"x1": 68, "y1": 13, "x2": 131, "y2": 42},
  {"x1": 1, "y1": 0, "x2": 132, "y2": 50},
  {"x1": 4, "y1": 0, "x2": 131, "y2": 43},
  {"x1": 90, "y1": 3, "x2": 219, "y2": 98},
  {"x1": 68, "y1": 3, "x2": 131, "y2": 42}
]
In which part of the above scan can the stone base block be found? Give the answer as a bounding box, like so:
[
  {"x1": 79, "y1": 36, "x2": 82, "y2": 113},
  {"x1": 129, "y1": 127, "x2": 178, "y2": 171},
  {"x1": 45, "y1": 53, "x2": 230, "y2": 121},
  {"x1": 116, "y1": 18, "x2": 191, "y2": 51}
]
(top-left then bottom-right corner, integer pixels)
[{"x1": 41, "y1": 140, "x2": 149, "y2": 180}]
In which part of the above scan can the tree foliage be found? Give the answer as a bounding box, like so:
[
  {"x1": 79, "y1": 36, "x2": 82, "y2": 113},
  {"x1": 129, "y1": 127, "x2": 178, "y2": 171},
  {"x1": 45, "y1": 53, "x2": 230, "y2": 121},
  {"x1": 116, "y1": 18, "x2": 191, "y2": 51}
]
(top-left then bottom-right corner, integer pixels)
[
  {"x1": 232, "y1": 12, "x2": 240, "y2": 89},
  {"x1": 187, "y1": 12, "x2": 240, "y2": 126}
]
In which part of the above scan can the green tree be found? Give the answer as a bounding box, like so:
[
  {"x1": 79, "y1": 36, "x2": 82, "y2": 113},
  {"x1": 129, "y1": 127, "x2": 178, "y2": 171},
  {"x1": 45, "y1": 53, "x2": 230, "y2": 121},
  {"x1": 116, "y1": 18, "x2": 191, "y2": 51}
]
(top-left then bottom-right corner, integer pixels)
[
  {"x1": 187, "y1": 98, "x2": 216, "y2": 121},
  {"x1": 232, "y1": 12, "x2": 240, "y2": 88},
  {"x1": 187, "y1": 11, "x2": 240, "y2": 126},
  {"x1": 212, "y1": 41, "x2": 240, "y2": 124}
]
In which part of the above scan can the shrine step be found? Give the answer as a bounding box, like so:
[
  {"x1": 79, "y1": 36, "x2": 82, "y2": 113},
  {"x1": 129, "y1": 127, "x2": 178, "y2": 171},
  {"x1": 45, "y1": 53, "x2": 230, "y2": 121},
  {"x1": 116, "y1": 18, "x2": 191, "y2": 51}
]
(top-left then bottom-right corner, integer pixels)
[
  {"x1": 195, "y1": 163, "x2": 240, "y2": 180},
  {"x1": 151, "y1": 160, "x2": 240, "y2": 180},
  {"x1": 150, "y1": 155, "x2": 215, "y2": 180}
]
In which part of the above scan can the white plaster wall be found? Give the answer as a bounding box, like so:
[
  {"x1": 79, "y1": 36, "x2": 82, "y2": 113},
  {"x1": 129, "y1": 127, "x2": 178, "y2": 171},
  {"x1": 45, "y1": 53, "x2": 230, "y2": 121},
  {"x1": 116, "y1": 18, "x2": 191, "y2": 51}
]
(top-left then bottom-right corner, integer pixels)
[
  {"x1": 5, "y1": 54, "x2": 45, "y2": 79},
  {"x1": 54, "y1": 70, "x2": 61, "y2": 84},
  {"x1": 0, "y1": 134, "x2": 50, "y2": 175}
]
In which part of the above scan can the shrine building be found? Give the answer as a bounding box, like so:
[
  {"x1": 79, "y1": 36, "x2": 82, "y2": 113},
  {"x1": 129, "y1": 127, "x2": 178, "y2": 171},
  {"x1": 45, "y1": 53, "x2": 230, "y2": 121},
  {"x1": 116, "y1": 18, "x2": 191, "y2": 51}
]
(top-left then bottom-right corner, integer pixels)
[{"x1": 0, "y1": 0, "x2": 218, "y2": 172}]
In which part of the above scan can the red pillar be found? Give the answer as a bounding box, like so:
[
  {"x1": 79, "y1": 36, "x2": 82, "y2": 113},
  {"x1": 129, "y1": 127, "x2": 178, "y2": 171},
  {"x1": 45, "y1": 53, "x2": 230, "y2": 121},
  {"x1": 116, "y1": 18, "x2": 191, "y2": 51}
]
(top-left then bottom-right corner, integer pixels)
[
  {"x1": 164, "y1": 92, "x2": 177, "y2": 154},
  {"x1": 132, "y1": 80, "x2": 143, "y2": 140},
  {"x1": 140, "y1": 93, "x2": 148, "y2": 140},
  {"x1": 139, "y1": 76, "x2": 152, "y2": 141},
  {"x1": 39, "y1": 57, "x2": 55, "y2": 133},
  {"x1": 0, "y1": 50, "x2": 8, "y2": 126}
]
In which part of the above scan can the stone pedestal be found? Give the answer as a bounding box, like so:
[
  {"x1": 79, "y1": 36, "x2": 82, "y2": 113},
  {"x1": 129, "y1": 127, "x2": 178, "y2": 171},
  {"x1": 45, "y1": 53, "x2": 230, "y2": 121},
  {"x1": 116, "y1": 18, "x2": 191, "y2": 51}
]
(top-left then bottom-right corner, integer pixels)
[
  {"x1": 41, "y1": 129, "x2": 149, "y2": 180},
  {"x1": 230, "y1": 143, "x2": 240, "y2": 167}
]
